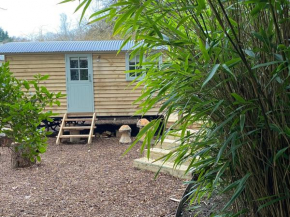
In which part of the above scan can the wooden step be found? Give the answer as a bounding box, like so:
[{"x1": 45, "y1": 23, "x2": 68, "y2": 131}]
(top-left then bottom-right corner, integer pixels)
[
  {"x1": 56, "y1": 112, "x2": 96, "y2": 145},
  {"x1": 133, "y1": 157, "x2": 191, "y2": 179},
  {"x1": 166, "y1": 129, "x2": 198, "y2": 140},
  {"x1": 60, "y1": 135, "x2": 95, "y2": 138},
  {"x1": 145, "y1": 148, "x2": 192, "y2": 166},
  {"x1": 155, "y1": 139, "x2": 181, "y2": 150},
  {"x1": 63, "y1": 126, "x2": 95, "y2": 130}
]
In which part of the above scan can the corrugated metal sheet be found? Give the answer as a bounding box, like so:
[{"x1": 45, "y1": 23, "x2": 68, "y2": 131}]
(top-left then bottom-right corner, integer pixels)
[{"x1": 0, "y1": 40, "x2": 136, "y2": 54}]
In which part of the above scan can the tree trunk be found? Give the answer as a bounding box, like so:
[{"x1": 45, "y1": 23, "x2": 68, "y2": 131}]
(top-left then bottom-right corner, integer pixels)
[{"x1": 10, "y1": 143, "x2": 35, "y2": 168}]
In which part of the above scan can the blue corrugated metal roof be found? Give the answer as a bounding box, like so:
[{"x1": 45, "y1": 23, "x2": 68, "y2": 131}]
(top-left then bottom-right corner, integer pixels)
[{"x1": 0, "y1": 40, "x2": 136, "y2": 54}]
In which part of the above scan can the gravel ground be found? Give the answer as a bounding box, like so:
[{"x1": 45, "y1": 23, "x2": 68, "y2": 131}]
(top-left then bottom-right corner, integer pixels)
[{"x1": 0, "y1": 137, "x2": 185, "y2": 217}]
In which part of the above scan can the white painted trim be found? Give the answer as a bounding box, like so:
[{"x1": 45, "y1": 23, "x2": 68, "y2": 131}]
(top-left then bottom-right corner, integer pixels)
[{"x1": 125, "y1": 53, "x2": 145, "y2": 81}]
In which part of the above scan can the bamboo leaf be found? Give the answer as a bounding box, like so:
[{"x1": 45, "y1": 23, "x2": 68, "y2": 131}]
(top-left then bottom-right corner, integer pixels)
[
  {"x1": 202, "y1": 64, "x2": 220, "y2": 88},
  {"x1": 274, "y1": 147, "x2": 289, "y2": 162},
  {"x1": 240, "y1": 114, "x2": 245, "y2": 132},
  {"x1": 231, "y1": 93, "x2": 246, "y2": 103},
  {"x1": 215, "y1": 132, "x2": 237, "y2": 165},
  {"x1": 258, "y1": 196, "x2": 288, "y2": 212},
  {"x1": 74, "y1": 0, "x2": 88, "y2": 13},
  {"x1": 113, "y1": 7, "x2": 135, "y2": 34},
  {"x1": 225, "y1": 58, "x2": 241, "y2": 68},
  {"x1": 58, "y1": 0, "x2": 74, "y2": 4},
  {"x1": 89, "y1": 7, "x2": 111, "y2": 19},
  {"x1": 80, "y1": 0, "x2": 92, "y2": 21},
  {"x1": 222, "y1": 173, "x2": 251, "y2": 211},
  {"x1": 123, "y1": 120, "x2": 157, "y2": 156},
  {"x1": 252, "y1": 61, "x2": 284, "y2": 69},
  {"x1": 209, "y1": 100, "x2": 224, "y2": 117},
  {"x1": 244, "y1": 49, "x2": 256, "y2": 58},
  {"x1": 198, "y1": 38, "x2": 210, "y2": 63},
  {"x1": 222, "y1": 64, "x2": 237, "y2": 80}
]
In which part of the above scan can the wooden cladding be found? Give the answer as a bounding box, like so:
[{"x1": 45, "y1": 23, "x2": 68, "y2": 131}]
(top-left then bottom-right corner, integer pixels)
[{"x1": 6, "y1": 53, "x2": 158, "y2": 117}]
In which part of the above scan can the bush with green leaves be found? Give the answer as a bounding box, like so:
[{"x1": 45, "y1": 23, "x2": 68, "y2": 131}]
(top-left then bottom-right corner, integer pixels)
[
  {"x1": 66, "y1": 0, "x2": 290, "y2": 215},
  {"x1": 0, "y1": 62, "x2": 63, "y2": 162}
]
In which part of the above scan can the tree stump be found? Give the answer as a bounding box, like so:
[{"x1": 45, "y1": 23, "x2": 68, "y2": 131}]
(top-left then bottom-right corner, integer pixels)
[{"x1": 10, "y1": 143, "x2": 35, "y2": 168}]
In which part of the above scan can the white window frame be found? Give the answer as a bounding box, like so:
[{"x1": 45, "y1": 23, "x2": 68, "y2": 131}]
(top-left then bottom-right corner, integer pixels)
[
  {"x1": 125, "y1": 53, "x2": 162, "y2": 81},
  {"x1": 65, "y1": 54, "x2": 92, "y2": 82},
  {"x1": 125, "y1": 53, "x2": 145, "y2": 81}
]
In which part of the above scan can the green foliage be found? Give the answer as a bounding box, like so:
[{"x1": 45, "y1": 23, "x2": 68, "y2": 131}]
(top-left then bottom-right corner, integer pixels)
[
  {"x1": 0, "y1": 62, "x2": 63, "y2": 162},
  {"x1": 70, "y1": 0, "x2": 290, "y2": 215}
]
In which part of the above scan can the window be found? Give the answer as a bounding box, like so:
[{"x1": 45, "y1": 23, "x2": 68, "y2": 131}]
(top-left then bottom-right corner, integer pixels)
[
  {"x1": 125, "y1": 53, "x2": 162, "y2": 81},
  {"x1": 69, "y1": 57, "x2": 89, "y2": 81},
  {"x1": 125, "y1": 54, "x2": 145, "y2": 81}
]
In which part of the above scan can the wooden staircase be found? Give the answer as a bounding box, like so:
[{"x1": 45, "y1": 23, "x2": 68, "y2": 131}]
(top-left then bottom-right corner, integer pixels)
[
  {"x1": 56, "y1": 113, "x2": 96, "y2": 145},
  {"x1": 133, "y1": 114, "x2": 199, "y2": 180}
]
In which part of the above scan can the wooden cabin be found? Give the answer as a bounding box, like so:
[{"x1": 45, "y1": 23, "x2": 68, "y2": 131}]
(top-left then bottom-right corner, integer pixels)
[
  {"x1": 0, "y1": 41, "x2": 160, "y2": 117},
  {"x1": 0, "y1": 41, "x2": 161, "y2": 143}
]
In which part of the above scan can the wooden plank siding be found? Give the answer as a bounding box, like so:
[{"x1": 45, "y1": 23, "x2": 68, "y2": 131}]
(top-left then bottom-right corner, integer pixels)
[
  {"x1": 92, "y1": 53, "x2": 158, "y2": 116},
  {"x1": 6, "y1": 54, "x2": 67, "y2": 115},
  {"x1": 5, "y1": 53, "x2": 159, "y2": 117}
]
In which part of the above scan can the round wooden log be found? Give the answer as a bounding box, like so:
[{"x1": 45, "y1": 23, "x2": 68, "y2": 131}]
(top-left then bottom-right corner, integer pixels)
[{"x1": 10, "y1": 143, "x2": 35, "y2": 168}]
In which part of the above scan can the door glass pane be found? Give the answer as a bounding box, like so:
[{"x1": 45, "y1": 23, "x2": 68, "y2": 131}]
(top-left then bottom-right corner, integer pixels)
[
  {"x1": 129, "y1": 66, "x2": 135, "y2": 71},
  {"x1": 80, "y1": 69, "x2": 88, "y2": 80},
  {"x1": 70, "y1": 58, "x2": 78, "y2": 68},
  {"x1": 80, "y1": 57, "x2": 88, "y2": 68},
  {"x1": 129, "y1": 72, "x2": 135, "y2": 77},
  {"x1": 71, "y1": 69, "x2": 79, "y2": 80}
]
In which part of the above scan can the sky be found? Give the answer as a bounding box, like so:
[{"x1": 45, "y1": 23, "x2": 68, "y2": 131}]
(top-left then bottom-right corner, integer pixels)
[{"x1": 0, "y1": 0, "x2": 92, "y2": 38}]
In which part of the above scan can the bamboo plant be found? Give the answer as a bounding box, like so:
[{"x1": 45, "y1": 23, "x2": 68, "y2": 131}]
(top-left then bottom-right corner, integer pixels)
[{"x1": 64, "y1": 0, "x2": 290, "y2": 215}]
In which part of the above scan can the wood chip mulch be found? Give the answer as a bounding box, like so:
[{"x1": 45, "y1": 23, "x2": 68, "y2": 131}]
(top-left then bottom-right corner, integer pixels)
[{"x1": 1, "y1": 138, "x2": 185, "y2": 217}]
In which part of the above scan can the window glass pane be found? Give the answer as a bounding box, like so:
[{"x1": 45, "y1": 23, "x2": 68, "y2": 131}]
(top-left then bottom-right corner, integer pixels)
[
  {"x1": 135, "y1": 55, "x2": 140, "y2": 64},
  {"x1": 127, "y1": 54, "x2": 144, "y2": 80},
  {"x1": 70, "y1": 58, "x2": 78, "y2": 68},
  {"x1": 129, "y1": 61, "x2": 135, "y2": 65},
  {"x1": 80, "y1": 69, "x2": 88, "y2": 80},
  {"x1": 71, "y1": 69, "x2": 79, "y2": 80},
  {"x1": 129, "y1": 66, "x2": 136, "y2": 71},
  {"x1": 80, "y1": 58, "x2": 88, "y2": 68}
]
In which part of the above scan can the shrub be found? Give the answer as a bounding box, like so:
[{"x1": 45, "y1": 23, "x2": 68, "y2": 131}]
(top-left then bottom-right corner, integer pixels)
[{"x1": 0, "y1": 62, "x2": 63, "y2": 163}]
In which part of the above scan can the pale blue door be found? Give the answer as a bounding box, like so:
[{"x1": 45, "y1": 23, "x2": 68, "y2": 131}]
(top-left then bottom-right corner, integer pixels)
[{"x1": 65, "y1": 54, "x2": 94, "y2": 112}]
